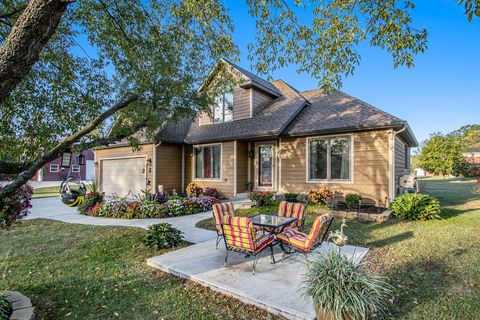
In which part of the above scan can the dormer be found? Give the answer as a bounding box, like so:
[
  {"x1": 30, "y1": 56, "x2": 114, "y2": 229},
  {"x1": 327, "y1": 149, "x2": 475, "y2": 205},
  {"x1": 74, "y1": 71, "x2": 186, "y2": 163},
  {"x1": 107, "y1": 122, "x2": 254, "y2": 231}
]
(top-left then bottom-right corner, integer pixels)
[{"x1": 198, "y1": 59, "x2": 282, "y2": 126}]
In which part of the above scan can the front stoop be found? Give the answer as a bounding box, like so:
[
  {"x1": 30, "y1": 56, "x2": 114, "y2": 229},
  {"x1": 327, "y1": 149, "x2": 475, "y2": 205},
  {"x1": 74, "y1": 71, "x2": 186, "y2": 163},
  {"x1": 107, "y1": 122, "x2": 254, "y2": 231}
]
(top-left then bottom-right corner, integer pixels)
[{"x1": 3, "y1": 291, "x2": 34, "y2": 320}]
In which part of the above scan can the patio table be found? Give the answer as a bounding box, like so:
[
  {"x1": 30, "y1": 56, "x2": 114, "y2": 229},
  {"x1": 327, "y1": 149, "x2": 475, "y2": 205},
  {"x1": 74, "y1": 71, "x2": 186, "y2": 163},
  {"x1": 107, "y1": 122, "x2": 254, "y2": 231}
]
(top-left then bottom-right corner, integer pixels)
[{"x1": 250, "y1": 214, "x2": 297, "y2": 252}]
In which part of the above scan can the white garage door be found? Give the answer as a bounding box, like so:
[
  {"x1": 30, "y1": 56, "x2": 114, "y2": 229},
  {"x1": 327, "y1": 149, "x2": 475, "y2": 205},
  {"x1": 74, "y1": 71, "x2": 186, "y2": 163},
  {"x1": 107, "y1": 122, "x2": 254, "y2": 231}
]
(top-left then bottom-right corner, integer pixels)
[{"x1": 101, "y1": 157, "x2": 146, "y2": 197}]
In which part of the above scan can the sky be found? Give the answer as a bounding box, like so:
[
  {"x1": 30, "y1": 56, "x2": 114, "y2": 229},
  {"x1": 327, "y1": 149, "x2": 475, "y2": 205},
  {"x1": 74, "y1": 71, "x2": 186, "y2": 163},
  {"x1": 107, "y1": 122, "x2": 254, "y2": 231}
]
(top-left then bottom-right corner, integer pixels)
[{"x1": 223, "y1": 0, "x2": 480, "y2": 144}]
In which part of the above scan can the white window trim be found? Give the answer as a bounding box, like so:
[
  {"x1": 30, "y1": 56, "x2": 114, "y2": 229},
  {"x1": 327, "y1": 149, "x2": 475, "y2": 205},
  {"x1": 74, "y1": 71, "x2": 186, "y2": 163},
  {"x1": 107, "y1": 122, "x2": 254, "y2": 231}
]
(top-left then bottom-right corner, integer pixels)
[
  {"x1": 254, "y1": 141, "x2": 277, "y2": 191},
  {"x1": 50, "y1": 164, "x2": 60, "y2": 173},
  {"x1": 192, "y1": 143, "x2": 223, "y2": 181},
  {"x1": 306, "y1": 134, "x2": 354, "y2": 184},
  {"x1": 72, "y1": 164, "x2": 80, "y2": 173}
]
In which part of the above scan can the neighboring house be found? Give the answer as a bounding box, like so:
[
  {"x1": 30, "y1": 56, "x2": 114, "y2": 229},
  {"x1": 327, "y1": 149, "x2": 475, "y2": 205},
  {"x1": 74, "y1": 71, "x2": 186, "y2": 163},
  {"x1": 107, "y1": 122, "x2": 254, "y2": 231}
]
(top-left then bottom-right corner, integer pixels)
[
  {"x1": 463, "y1": 147, "x2": 480, "y2": 164},
  {"x1": 32, "y1": 150, "x2": 95, "y2": 182},
  {"x1": 95, "y1": 60, "x2": 417, "y2": 204}
]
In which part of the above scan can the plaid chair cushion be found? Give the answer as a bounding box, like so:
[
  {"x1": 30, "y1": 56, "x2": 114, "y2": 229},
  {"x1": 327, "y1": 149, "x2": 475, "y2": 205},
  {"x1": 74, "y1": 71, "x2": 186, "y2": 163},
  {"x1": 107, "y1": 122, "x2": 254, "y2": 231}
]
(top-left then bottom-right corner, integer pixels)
[
  {"x1": 278, "y1": 201, "x2": 305, "y2": 229},
  {"x1": 223, "y1": 216, "x2": 256, "y2": 252},
  {"x1": 212, "y1": 202, "x2": 235, "y2": 235}
]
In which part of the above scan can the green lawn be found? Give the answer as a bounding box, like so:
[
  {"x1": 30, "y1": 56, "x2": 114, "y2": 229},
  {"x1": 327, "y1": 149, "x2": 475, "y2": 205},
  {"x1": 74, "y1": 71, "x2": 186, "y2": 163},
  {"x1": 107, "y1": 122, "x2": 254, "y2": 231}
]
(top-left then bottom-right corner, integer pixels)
[
  {"x1": 1, "y1": 177, "x2": 478, "y2": 319},
  {"x1": 0, "y1": 222, "x2": 276, "y2": 319},
  {"x1": 198, "y1": 177, "x2": 480, "y2": 319},
  {"x1": 32, "y1": 186, "x2": 60, "y2": 198}
]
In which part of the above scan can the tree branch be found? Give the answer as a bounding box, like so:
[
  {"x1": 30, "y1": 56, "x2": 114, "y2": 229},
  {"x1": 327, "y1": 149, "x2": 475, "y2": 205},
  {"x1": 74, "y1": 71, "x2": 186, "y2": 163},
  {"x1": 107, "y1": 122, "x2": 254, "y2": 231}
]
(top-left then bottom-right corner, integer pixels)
[
  {"x1": 0, "y1": 0, "x2": 72, "y2": 104},
  {"x1": 0, "y1": 94, "x2": 139, "y2": 195}
]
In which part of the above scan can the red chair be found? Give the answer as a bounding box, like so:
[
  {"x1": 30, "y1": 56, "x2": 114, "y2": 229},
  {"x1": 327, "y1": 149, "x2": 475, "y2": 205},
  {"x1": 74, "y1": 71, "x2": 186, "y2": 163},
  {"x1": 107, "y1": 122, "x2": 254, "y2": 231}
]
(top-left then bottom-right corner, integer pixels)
[
  {"x1": 277, "y1": 214, "x2": 334, "y2": 262},
  {"x1": 222, "y1": 216, "x2": 275, "y2": 274},
  {"x1": 212, "y1": 202, "x2": 235, "y2": 249}
]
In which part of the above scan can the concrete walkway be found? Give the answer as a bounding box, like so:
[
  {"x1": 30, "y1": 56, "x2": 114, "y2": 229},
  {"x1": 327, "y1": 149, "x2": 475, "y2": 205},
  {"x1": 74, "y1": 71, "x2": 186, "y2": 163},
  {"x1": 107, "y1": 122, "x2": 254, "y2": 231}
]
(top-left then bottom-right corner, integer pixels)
[{"x1": 28, "y1": 197, "x2": 216, "y2": 243}]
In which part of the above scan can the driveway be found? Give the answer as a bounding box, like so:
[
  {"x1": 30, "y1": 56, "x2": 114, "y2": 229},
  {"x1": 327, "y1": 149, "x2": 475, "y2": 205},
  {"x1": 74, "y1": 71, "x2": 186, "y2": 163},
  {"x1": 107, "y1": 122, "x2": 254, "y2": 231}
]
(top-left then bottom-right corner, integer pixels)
[{"x1": 28, "y1": 197, "x2": 216, "y2": 243}]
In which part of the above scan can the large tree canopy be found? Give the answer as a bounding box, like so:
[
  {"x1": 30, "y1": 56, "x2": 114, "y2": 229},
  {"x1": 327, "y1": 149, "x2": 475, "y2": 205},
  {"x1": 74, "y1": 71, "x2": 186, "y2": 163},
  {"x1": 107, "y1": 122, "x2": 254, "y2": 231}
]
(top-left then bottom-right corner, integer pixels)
[{"x1": 0, "y1": 0, "x2": 476, "y2": 196}]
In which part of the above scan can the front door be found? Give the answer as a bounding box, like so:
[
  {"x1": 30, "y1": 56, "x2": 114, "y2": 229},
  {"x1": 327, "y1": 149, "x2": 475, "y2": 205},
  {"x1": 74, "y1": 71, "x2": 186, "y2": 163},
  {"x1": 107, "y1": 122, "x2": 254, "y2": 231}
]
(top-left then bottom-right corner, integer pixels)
[{"x1": 255, "y1": 142, "x2": 276, "y2": 191}]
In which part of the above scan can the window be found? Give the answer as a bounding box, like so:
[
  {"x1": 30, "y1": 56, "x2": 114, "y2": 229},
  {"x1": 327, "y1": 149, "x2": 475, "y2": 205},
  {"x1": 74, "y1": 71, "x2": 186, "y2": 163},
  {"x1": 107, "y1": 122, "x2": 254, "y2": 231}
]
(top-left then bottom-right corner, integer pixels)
[
  {"x1": 308, "y1": 136, "x2": 352, "y2": 181},
  {"x1": 194, "y1": 144, "x2": 221, "y2": 179},
  {"x1": 50, "y1": 164, "x2": 59, "y2": 173},
  {"x1": 72, "y1": 164, "x2": 80, "y2": 173},
  {"x1": 213, "y1": 91, "x2": 233, "y2": 123}
]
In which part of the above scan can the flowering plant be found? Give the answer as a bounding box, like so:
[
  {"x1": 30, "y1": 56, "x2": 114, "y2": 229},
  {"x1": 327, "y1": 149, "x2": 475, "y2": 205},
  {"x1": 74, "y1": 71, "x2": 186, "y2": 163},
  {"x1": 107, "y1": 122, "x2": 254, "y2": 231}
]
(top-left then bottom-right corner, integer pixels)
[
  {"x1": 248, "y1": 190, "x2": 275, "y2": 207},
  {"x1": 308, "y1": 187, "x2": 333, "y2": 205},
  {"x1": 0, "y1": 183, "x2": 33, "y2": 229},
  {"x1": 186, "y1": 182, "x2": 203, "y2": 197},
  {"x1": 77, "y1": 191, "x2": 105, "y2": 214},
  {"x1": 202, "y1": 187, "x2": 221, "y2": 199}
]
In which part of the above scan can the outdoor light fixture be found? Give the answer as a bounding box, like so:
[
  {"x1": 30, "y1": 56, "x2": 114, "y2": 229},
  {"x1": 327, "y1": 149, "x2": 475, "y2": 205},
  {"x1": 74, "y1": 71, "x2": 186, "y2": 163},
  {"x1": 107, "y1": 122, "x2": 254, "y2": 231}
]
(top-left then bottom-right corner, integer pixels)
[
  {"x1": 61, "y1": 149, "x2": 73, "y2": 168},
  {"x1": 248, "y1": 149, "x2": 255, "y2": 159},
  {"x1": 78, "y1": 153, "x2": 86, "y2": 165}
]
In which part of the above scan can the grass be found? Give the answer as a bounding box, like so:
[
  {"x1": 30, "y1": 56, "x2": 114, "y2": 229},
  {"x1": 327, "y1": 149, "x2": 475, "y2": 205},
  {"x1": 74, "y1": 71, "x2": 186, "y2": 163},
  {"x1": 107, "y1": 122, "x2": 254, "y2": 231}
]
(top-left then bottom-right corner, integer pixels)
[
  {"x1": 0, "y1": 221, "x2": 277, "y2": 319},
  {"x1": 0, "y1": 295, "x2": 10, "y2": 320},
  {"x1": 32, "y1": 186, "x2": 60, "y2": 199},
  {"x1": 197, "y1": 177, "x2": 480, "y2": 319}
]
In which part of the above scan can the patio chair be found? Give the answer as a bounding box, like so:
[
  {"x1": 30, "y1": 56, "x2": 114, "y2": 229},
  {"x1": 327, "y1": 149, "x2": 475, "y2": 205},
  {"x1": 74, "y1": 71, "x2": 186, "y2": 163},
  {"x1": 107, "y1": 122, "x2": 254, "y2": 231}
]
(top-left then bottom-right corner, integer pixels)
[
  {"x1": 212, "y1": 202, "x2": 235, "y2": 249},
  {"x1": 277, "y1": 214, "x2": 334, "y2": 263},
  {"x1": 278, "y1": 201, "x2": 306, "y2": 230},
  {"x1": 222, "y1": 216, "x2": 276, "y2": 275}
]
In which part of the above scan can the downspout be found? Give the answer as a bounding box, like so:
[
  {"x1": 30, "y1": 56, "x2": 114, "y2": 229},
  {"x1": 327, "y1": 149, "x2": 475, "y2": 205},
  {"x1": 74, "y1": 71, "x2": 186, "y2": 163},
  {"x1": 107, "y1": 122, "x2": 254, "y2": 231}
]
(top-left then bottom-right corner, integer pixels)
[
  {"x1": 390, "y1": 123, "x2": 407, "y2": 204},
  {"x1": 153, "y1": 141, "x2": 161, "y2": 193}
]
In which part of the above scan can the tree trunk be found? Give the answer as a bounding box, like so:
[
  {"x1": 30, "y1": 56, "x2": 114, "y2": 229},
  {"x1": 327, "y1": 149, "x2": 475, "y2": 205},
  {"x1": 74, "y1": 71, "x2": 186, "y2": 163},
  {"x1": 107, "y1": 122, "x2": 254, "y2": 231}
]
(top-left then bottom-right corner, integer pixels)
[
  {"x1": 0, "y1": 94, "x2": 139, "y2": 197},
  {"x1": 0, "y1": 0, "x2": 71, "y2": 104}
]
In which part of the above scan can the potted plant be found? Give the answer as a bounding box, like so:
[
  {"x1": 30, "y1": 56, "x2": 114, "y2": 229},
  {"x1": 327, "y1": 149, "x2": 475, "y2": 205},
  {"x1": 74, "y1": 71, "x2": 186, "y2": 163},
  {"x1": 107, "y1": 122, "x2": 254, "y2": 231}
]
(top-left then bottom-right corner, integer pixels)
[{"x1": 302, "y1": 250, "x2": 392, "y2": 320}]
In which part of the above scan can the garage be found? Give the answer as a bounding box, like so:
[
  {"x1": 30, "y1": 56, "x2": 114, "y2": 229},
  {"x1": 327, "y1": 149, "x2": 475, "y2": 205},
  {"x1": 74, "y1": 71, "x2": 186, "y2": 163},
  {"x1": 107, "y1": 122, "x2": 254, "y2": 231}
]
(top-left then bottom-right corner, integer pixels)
[{"x1": 100, "y1": 157, "x2": 146, "y2": 197}]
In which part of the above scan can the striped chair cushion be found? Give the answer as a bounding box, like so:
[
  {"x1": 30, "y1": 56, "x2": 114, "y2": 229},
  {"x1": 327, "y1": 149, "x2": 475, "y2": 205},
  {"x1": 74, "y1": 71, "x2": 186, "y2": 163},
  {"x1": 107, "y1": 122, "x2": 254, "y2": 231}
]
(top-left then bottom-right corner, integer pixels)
[
  {"x1": 278, "y1": 201, "x2": 305, "y2": 229},
  {"x1": 277, "y1": 214, "x2": 333, "y2": 252},
  {"x1": 223, "y1": 216, "x2": 256, "y2": 252},
  {"x1": 254, "y1": 233, "x2": 275, "y2": 253},
  {"x1": 212, "y1": 202, "x2": 235, "y2": 234},
  {"x1": 277, "y1": 228, "x2": 309, "y2": 250}
]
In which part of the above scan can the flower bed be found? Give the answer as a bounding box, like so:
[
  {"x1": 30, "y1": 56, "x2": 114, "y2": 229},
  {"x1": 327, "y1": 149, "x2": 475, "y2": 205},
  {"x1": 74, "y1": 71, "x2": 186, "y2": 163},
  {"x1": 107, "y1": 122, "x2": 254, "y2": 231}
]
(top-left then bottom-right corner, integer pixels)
[{"x1": 80, "y1": 196, "x2": 219, "y2": 219}]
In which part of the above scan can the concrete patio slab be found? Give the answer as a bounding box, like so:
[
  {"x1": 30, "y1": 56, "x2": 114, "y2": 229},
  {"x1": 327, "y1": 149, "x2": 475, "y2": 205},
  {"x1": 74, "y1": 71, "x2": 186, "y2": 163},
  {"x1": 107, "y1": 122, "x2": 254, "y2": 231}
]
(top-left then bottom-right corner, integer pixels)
[{"x1": 147, "y1": 239, "x2": 369, "y2": 320}]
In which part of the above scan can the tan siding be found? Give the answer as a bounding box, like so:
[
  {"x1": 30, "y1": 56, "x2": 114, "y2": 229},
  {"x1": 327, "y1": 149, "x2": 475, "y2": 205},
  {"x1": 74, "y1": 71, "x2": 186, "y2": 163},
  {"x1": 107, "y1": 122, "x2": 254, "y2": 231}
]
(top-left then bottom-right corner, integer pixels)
[
  {"x1": 233, "y1": 87, "x2": 251, "y2": 120},
  {"x1": 184, "y1": 141, "x2": 235, "y2": 197},
  {"x1": 156, "y1": 143, "x2": 182, "y2": 194},
  {"x1": 394, "y1": 136, "x2": 410, "y2": 188},
  {"x1": 279, "y1": 130, "x2": 391, "y2": 205},
  {"x1": 198, "y1": 111, "x2": 213, "y2": 126},
  {"x1": 95, "y1": 144, "x2": 154, "y2": 193},
  {"x1": 252, "y1": 89, "x2": 273, "y2": 115},
  {"x1": 236, "y1": 141, "x2": 249, "y2": 192}
]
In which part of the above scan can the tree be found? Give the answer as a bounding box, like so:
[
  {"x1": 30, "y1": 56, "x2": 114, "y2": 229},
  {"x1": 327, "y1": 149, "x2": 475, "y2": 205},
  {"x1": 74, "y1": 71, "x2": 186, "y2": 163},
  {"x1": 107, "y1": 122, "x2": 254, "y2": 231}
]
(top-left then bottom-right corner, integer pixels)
[
  {"x1": 417, "y1": 134, "x2": 467, "y2": 179},
  {"x1": 0, "y1": 0, "x2": 475, "y2": 199}
]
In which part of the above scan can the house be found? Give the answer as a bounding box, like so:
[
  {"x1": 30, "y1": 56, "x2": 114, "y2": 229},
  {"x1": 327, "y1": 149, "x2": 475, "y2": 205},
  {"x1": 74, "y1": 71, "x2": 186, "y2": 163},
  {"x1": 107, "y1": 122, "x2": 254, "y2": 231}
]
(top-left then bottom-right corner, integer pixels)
[
  {"x1": 32, "y1": 150, "x2": 95, "y2": 182},
  {"x1": 463, "y1": 147, "x2": 480, "y2": 164},
  {"x1": 95, "y1": 60, "x2": 417, "y2": 205}
]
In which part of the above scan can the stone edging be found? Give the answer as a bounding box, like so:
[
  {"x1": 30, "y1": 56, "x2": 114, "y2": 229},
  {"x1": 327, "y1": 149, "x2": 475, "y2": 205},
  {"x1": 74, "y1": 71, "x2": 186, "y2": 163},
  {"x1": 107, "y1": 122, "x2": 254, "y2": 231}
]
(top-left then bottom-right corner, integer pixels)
[
  {"x1": 315, "y1": 209, "x2": 392, "y2": 223},
  {"x1": 2, "y1": 291, "x2": 34, "y2": 320}
]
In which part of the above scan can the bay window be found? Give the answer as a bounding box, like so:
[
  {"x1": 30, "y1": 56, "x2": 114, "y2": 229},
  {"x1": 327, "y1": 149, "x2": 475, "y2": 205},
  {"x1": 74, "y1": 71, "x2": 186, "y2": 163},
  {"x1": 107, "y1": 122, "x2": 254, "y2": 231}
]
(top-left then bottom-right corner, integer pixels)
[
  {"x1": 308, "y1": 136, "x2": 352, "y2": 181},
  {"x1": 194, "y1": 144, "x2": 221, "y2": 179}
]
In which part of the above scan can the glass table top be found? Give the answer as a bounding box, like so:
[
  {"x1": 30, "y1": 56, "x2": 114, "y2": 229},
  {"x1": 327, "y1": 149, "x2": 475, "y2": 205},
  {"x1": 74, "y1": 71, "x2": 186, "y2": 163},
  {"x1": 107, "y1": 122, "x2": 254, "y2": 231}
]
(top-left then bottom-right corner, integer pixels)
[{"x1": 250, "y1": 214, "x2": 296, "y2": 228}]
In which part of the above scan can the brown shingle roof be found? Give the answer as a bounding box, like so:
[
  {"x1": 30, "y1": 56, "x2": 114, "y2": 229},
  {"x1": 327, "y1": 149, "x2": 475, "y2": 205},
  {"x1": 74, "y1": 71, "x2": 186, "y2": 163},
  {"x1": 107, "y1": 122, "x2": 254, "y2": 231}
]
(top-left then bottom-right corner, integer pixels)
[{"x1": 281, "y1": 89, "x2": 404, "y2": 137}]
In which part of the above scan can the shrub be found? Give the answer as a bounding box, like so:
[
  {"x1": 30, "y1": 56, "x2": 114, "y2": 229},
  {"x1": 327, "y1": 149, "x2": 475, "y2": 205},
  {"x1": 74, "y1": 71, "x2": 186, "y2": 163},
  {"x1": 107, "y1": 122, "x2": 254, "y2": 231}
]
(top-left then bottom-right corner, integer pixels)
[
  {"x1": 345, "y1": 193, "x2": 362, "y2": 210},
  {"x1": 283, "y1": 192, "x2": 300, "y2": 202},
  {"x1": 308, "y1": 187, "x2": 333, "y2": 205},
  {"x1": 77, "y1": 191, "x2": 104, "y2": 214},
  {"x1": 391, "y1": 193, "x2": 441, "y2": 220},
  {"x1": 248, "y1": 190, "x2": 274, "y2": 207},
  {"x1": 0, "y1": 183, "x2": 33, "y2": 230},
  {"x1": 202, "y1": 187, "x2": 221, "y2": 199},
  {"x1": 186, "y1": 182, "x2": 203, "y2": 197},
  {"x1": 142, "y1": 223, "x2": 184, "y2": 249},
  {"x1": 302, "y1": 249, "x2": 392, "y2": 320}
]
